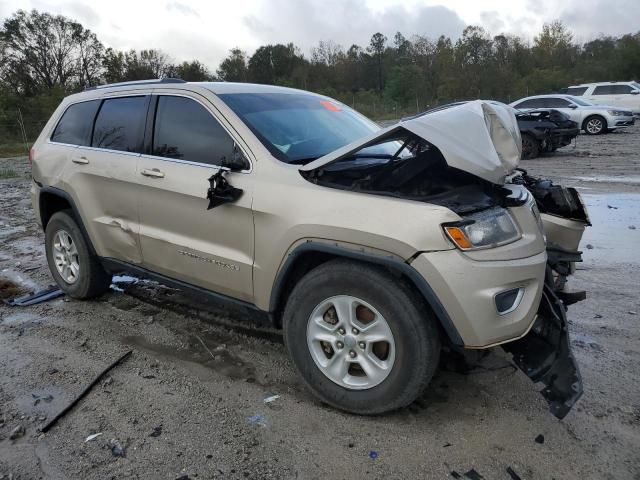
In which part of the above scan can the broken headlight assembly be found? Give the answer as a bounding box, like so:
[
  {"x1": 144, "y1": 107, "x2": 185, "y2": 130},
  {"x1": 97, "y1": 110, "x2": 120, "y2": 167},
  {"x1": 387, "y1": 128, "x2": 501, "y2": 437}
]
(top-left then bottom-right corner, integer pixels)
[{"x1": 443, "y1": 207, "x2": 521, "y2": 250}]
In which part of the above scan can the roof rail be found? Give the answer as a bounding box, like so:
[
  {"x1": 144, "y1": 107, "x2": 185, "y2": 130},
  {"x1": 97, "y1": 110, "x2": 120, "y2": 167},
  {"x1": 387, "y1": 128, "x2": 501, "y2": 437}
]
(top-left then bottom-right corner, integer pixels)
[{"x1": 85, "y1": 78, "x2": 186, "y2": 91}]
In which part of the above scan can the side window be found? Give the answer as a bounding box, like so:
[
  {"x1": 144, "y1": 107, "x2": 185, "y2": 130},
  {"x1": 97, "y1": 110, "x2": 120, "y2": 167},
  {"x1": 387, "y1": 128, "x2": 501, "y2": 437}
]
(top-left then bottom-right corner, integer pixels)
[
  {"x1": 92, "y1": 96, "x2": 147, "y2": 152},
  {"x1": 152, "y1": 96, "x2": 235, "y2": 166},
  {"x1": 610, "y1": 85, "x2": 633, "y2": 94},
  {"x1": 593, "y1": 86, "x2": 612, "y2": 95},
  {"x1": 543, "y1": 97, "x2": 571, "y2": 108},
  {"x1": 51, "y1": 100, "x2": 100, "y2": 146},
  {"x1": 514, "y1": 99, "x2": 543, "y2": 109},
  {"x1": 566, "y1": 87, "x2": 587, "y2": 96}
]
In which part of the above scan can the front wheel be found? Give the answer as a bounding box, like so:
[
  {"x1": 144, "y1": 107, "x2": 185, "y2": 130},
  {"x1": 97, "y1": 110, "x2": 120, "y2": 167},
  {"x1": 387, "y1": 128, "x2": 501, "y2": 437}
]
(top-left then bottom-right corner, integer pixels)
[
  {"x1": 583, "y1": 115, "x2": 606, "y2": 135},
  {"x1": 283, "y1": 259, "x2": 441, "y2": 414}
]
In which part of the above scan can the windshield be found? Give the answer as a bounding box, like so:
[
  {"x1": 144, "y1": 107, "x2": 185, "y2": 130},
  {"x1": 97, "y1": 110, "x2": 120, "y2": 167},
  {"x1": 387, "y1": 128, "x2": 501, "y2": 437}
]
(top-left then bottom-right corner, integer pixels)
[
  {"x1": 219, "y1": 92, "x2": 384, "y2": 164},
  {"x1": 568, "y1": 96, "x2": 593, "y2": 106},
  {"x1": 632, "y1": 82, "x2": 640, "y2": 90}
]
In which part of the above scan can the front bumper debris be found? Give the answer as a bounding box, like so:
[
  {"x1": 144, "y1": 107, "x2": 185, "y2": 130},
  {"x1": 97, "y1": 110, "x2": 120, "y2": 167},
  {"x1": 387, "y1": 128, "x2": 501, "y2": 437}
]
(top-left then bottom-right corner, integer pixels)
[{"x1": 502, "y1": 285, "x2": 583, "y2": 419}]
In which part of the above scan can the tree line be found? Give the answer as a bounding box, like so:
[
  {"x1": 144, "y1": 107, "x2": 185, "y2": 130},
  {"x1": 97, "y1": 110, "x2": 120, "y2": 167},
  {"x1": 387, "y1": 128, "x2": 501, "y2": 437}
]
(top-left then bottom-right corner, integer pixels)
[{"x1": 1, "y1": 8, "x2": 640, "y2": 143}]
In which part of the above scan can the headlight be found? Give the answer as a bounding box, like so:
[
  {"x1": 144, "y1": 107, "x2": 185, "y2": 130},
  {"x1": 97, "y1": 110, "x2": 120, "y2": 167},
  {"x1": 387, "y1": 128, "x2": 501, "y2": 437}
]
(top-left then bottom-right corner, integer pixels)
[
  {"x1": 443, "y1": 207, "x2": 521, "y2": 250},
  {"x1": 607, "y1": 110, "x2": 626, "y2": 116}
]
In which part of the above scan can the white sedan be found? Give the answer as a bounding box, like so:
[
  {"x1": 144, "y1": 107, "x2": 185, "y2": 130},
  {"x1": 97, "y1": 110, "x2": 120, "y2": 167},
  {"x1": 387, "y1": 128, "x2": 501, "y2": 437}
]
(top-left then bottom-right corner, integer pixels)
[{"x1": 510, "y1": 94, "x2": 635, "y2": 135}]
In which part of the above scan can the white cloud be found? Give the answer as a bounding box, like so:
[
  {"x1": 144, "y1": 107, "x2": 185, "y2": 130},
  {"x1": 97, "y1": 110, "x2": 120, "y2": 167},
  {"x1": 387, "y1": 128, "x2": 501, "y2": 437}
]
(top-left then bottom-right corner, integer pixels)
[{"x1": 0, "y1": 0, "x2": 636, "y2": 70}]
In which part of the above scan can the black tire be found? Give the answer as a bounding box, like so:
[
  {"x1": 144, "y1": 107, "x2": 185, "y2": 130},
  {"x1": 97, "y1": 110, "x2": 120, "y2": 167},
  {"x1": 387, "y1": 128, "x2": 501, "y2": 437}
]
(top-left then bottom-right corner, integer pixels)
[
  {"x1": 582, "y1": 115, "x2": 606, "y2": 135},
  {"x1": 521, "y1": 134, "x2": 540, "y2": 160},
  {"x1": 283, "y1": 259, "x2": 441, "y2": 414},
  {"x1": 45, "y1": 210, "x2": 111, "y2": 299}
]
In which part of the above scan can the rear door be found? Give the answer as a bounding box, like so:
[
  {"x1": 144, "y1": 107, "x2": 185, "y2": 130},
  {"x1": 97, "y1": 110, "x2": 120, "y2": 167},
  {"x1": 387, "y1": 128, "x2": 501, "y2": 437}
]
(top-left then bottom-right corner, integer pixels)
[
  {"x1": 541, "y1": 97, "x2": 581, "y2": 124},
  {"x1": 137, "y1": 93, "x2": 254, "y2": 302},
  {"x1": 61, "y1": 94, "x2": 148, "y2": 263}
]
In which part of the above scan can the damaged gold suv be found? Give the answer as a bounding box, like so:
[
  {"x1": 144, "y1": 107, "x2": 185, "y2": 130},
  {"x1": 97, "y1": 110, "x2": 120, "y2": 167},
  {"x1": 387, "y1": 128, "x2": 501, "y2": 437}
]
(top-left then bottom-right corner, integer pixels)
[{"x1": 30, "y1": 79, "x2": 589, "y2": 418}]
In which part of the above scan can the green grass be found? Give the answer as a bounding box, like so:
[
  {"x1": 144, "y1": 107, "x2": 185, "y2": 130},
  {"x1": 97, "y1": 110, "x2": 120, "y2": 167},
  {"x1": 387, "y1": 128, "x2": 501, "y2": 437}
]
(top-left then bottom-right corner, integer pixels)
[
  {"x1": 0, "y1": 168, "x2": 19, "y2": 179},
  {"x1": 0, "y1": 142, "x2": 29, "y2": 158}
]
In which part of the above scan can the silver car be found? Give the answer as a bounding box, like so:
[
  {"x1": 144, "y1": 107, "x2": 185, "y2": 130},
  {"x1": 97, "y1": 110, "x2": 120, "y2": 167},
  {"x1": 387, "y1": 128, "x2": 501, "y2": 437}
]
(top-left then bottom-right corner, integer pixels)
[{"x1": 510, "y1": 94, "x2": 635, "y2": 134}]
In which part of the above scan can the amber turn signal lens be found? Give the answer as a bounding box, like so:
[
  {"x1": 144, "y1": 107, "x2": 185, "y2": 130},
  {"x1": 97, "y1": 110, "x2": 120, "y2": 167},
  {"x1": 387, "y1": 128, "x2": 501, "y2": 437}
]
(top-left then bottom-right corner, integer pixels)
[{"x1": 444, "y1": 226, "x2": 473, "y2": 249}]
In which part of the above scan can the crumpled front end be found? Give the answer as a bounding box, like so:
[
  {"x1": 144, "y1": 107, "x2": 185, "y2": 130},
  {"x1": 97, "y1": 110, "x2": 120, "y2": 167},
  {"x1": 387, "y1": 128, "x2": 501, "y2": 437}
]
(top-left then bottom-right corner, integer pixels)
[
  {"x1": 502, "y1": 284, "x2": 583, "y2": 419},
  {"x1": 502, "y1": 170, "x2": 589, "y2": 419}
]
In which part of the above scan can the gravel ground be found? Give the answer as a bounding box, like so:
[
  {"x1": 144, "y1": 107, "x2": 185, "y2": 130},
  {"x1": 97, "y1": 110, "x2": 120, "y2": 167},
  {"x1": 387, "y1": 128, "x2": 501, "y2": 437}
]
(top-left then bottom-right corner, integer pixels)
[{"x1": 1, "y1": 126, "x2": 639, "y2": 480}]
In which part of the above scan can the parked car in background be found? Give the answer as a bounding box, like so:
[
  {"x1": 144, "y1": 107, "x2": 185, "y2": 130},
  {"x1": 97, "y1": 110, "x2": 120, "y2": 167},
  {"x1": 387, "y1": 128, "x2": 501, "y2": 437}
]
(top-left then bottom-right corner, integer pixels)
[
  {"x1": 563, "y1": 81, "x2": 640, "y2": 115},
  {"x1": 510, "y1": 94, "x2": 635, "y2": 135},
  {"x1": 515, "y1": 109, "x2": 580, "y2": 159}
]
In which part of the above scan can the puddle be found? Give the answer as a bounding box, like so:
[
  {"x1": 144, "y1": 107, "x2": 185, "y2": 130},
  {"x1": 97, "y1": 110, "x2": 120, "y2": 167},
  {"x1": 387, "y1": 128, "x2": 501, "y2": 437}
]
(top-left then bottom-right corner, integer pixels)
[
  {"x1": 569, "y1": 175, "x2": 640, "y2": 186},
  {"x1": 1, "y1": 311, "x2": 45, "y2": 327},
  {"x1": 121, "y1": 333, "x2": 260, "y2": 384},
  {"x1": 578, "y1": 193, "x2": 640, "y2": 265},
  {"x1": 15, "y1": 385, "x2": 69, "y2": 419}
]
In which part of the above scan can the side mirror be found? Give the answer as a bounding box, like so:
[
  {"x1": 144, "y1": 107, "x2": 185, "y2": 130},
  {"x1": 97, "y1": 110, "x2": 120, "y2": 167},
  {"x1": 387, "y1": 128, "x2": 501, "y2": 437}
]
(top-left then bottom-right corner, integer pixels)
[
  {"x1": 220, "y1": 144, "x2": 250, "y2": 172},
  {"x1": 568, "y1": 104, "x2": 578, "y2": 109},
  {"x1": 630, "y1": 90, "x2": 639, "y2": 95}
]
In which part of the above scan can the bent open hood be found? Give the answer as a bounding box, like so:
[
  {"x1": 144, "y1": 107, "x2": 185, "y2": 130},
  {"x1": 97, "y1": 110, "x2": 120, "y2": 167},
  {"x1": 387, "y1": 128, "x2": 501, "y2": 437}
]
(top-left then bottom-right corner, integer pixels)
[{"x1": 300, "y1": 100, "x2": 522, "y2": 185}]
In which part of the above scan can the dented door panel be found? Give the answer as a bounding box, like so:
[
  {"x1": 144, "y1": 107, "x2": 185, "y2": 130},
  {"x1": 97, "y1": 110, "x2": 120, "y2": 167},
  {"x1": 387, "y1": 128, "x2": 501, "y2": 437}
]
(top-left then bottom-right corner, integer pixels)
[{"x1": 66, "y1": 146, "x2": 143, "y2": 263}]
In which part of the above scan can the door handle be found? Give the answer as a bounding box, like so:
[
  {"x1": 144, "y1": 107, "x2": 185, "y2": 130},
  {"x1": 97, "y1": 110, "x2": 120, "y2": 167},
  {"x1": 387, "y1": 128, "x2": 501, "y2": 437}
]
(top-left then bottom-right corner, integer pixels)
[
  {"x1": 72, "y1": 156, "x2": 89, "y2": 165},
  {"x1": 141, "y1": 168, "x2": 165, "y2": 178}
]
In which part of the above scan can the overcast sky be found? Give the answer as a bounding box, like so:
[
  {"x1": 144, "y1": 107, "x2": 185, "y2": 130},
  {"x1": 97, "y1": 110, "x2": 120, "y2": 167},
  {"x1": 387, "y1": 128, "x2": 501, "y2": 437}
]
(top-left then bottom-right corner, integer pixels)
[{"x1": 1, "y1": 0, "x2": 638, "y2": 70}]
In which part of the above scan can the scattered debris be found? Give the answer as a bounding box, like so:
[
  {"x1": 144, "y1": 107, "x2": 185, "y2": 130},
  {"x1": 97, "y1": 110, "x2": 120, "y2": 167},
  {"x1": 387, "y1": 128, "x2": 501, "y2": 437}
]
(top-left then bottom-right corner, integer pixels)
[
  {"x1": 628, "y1": 311, "x2": 637, "y2": 315},
  {"x1": 103, "y1": 376, "x2": 113, "y2": 386},
  {"x1": 535, "y1": 434, "x2": 545, "y2": 444},
  {"x1": 629, "y1": 225, "x2": 637, "y2": 230},
  {"x1": 263, "y1": 395, "x2": 280, "y2": 404},
  {"x1": 145, "y1": 316, "x2": 155, "y2": 325},
  {"x1": 506, "y1": 466, "x2": 523, "y2": 480},
  {"x1": 348, "y1": 442, "x2": 354, "y2": 448},
  {"x1": 450, "y1": 472, "x2": 462, "y2": 479},
  {"x1": 246, "y1": 414, "x2": 266, "y2": 427},
  {"x1": 150, "y1": 425, "x2": 163, "y2": 437},
  {"x1": 9, "y1": 425, "x2": 25, "y2": 440},
  {"x1": 41, "y1": 350, "x2": 133, "y2": 433},
  {"x1": 32, "y1": 393, "x2": 53, "y2": 406},
  {"x1": 443, "y1": 442, "x2": 453, "y2": 447},
  {"x1": 175, "y1": 476, "x2": 191, "y2": 480},
  {"x1": 586, "y1": 244, "x2": 594, "y2": 249},
  {"x1": 195, "y1": 335, "x2": 216, "y2": 360},
  {"x1": 110, "y1": 440, "x2": 126, "y2": 457},
  {"x1": 47, "y1": 368, "x2": 59, "y2": 375},
  {"x1": 594, "y1": 314, "x2": 603, "y2": 319},
  {"x1": 368, "y1": 450, "x2": 379, "y2": 459},
  {"x1": 607, "y1": 204, "x2": 618, "y2": 209},
  {"x1": 84, "y1": 432, "x2": 102, "y2": 443},
  {"x1": 464, "y1": 469, "x2": 484, "y2": 480},
  {"x1": 3, "y1": 286, "x2": 63, "y2": 306}
]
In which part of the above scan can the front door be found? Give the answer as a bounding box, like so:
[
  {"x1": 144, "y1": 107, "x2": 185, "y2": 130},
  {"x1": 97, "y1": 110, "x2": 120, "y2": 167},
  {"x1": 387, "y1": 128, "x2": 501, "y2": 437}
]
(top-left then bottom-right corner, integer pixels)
[{"x1": 137, "y1": 94, "x2": 254, "y2": 302}]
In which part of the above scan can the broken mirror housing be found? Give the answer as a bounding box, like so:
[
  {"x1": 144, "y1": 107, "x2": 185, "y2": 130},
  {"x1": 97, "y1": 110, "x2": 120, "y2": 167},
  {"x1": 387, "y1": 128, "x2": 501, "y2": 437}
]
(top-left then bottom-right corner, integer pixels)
[{"x1": 443, "y1": 207, "x2": 521, "y2": 250}]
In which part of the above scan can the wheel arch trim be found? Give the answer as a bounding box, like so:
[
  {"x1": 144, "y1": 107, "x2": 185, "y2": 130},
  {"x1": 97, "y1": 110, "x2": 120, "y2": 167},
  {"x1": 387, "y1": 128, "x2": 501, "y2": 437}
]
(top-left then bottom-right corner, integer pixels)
[
  {"x1": 38, "y1": 186, "x2": 97, "y2": 256},
  {"x1": 269, "y1": 241, "x2": 464, "y2": 346}
]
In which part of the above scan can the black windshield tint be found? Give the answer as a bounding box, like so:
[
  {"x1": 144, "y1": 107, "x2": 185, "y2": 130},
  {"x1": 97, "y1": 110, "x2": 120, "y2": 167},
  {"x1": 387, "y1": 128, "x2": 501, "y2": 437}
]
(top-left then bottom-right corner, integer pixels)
[
  {"x1": 218, "y1": 92, "x2": 380, "y2": 164},
  {"x1": 51, "y1": 100, "x2": 100, "y2": 146}
]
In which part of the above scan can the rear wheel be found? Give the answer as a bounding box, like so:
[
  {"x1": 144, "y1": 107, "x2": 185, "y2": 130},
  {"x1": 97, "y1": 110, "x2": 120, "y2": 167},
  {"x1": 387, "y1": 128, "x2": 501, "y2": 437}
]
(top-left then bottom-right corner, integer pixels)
[
  {"x1": 521, "y1": 134, "x2": 540, "y2": 159},
  {"x1": 283, "y1": 259, "x2": 441, "y2": 414},
  {"x1": 45, "y1": 210, "x2": 111, "y2": 299},
  {"x1": 583, "y1": 115, "x2": 606, "y2": 135}
]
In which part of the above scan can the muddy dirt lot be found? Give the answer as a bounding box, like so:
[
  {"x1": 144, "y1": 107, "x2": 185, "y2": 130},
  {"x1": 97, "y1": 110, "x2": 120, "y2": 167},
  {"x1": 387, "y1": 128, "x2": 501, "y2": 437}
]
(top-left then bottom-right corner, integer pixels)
[{"x1": 1, "y1": 127, "x2": 639, "y2": 480}]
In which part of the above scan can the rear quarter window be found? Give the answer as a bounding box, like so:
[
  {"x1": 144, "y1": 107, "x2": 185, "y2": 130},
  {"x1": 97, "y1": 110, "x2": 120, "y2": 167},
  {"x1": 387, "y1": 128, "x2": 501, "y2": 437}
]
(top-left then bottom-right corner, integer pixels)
[
  {"x1": 51, "y1": 100, "x2": 100, "y2": 146},
  {"x1": 92, "y1": 96, "x2": 148, "y2": 152}
]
